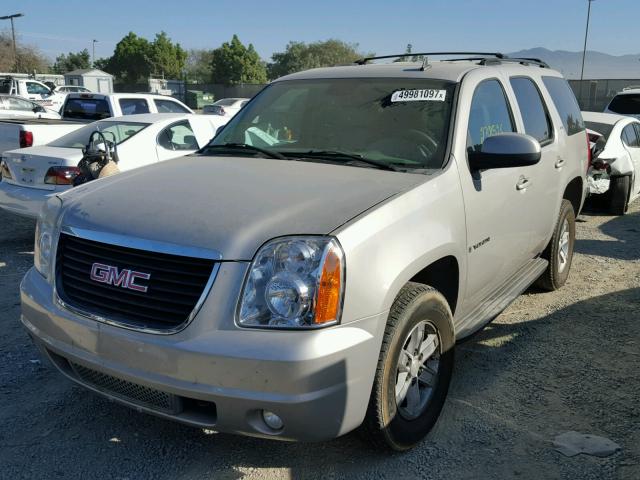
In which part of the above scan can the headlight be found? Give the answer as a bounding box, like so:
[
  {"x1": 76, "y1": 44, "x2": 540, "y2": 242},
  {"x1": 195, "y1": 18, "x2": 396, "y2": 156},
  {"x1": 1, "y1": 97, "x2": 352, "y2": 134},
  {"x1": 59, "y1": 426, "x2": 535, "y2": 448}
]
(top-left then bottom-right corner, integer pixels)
[
  {"x1": 238, "y1": 236, "x2": 345, "y2": 329},
  {"x1": 34, "y1": 195, "x2": 62, "y2": 281}
]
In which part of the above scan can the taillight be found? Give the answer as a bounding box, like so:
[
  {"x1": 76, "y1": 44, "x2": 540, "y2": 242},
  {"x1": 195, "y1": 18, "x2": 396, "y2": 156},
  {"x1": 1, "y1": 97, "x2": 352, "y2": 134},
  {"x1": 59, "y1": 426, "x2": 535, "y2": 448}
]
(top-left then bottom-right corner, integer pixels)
[
  {"x1": 44, "y1": 166, "x2": 80, "y2": 185},
  {"x1": 586, "y1": 131, "x2": 592, "y2": 170},
  {"x1": 0, "y1": 160, "x2": 12, "y2": 180},
  {"x1": 20, "y1": 130, "x2": 33, "y2": 148}
]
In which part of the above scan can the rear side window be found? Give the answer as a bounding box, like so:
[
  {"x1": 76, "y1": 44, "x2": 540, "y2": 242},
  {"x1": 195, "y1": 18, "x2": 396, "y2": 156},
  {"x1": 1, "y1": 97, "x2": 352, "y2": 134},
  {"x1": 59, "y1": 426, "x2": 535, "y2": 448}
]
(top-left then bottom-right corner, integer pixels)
[
  {"x1": 0, "y1": 80, "x2": 10, "y2": 94},
  {"x1": 622, "y1": 124, "x2": 640, "y2": 147},
  {"x1": 63, "y1": 98, "x2": 111, "y2": 120},
  {"x1": 510, "y1": 77, "x2": 553, "y2": 144},
  {"x1": 467, "y1": 79, "x2": 515, "y2": 152},
  {"x1": 542, "y1": 77, "x2": 585, "y2": 136},
  {"x1": 608, "y1": 94, "x2": 640, "y2": 115},
  {"x1": 157, "y1": 121, "x2": 199, "y2": 150},
  {"x1": 119, "y1": 98, "x2": 150, "y2": 115},
  {"x1": 154, "y1": 99, "x2": 190, "y2": 113}
]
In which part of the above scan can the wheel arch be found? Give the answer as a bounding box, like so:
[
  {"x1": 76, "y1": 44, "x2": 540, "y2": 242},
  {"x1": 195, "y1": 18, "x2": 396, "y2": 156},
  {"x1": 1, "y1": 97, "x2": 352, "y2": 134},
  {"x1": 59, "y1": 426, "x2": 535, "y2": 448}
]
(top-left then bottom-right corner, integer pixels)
[
  {"x1": 563, "y1": 176, "x2": 584, "y2": 216},
  {"x1": 403, "y1": 255, "x2": 460, "y2": 316}
]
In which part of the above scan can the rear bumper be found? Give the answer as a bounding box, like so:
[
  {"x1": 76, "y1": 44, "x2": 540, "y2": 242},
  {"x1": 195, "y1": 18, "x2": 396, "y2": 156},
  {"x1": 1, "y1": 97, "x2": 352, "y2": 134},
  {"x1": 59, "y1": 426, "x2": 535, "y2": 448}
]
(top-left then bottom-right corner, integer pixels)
[
  {"x1": 0, "y1": 181, "x2": 66, "y2": 218},
  {"x1": 20, "y1": 267, "x2": 385, "y2": 442}
]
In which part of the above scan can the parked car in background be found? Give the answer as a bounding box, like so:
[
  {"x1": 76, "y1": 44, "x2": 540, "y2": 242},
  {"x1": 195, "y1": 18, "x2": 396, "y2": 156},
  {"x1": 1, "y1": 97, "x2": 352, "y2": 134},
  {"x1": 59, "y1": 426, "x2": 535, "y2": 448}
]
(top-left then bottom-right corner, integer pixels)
[
  {"x1": 0, "y1": 95, "x2": 62, "y2": 120},
  {"x1": 0, "y1": 93, "x2": 196, "y2": 157},
  {"x1": 583, "y1": 111, "x2": 640, "y2": 214},
  {"x1": 0, "y1": 113, "x2": 224, "y2": 218},
  {"x1": 203, "y1": 97, "x2": 250, "y2": 118},
  {"x1": 55, "y1": 85, "x2": 92, "y2": 94},
  {"x1": 0, "y1": 77, "x2": 66, "y2": 111},
  {"x1": 20, "y1": 54, "x2": 587, "y2": 451},
  {"x1": 604, "y1": 86, "x2": 640, "y2": 119}
]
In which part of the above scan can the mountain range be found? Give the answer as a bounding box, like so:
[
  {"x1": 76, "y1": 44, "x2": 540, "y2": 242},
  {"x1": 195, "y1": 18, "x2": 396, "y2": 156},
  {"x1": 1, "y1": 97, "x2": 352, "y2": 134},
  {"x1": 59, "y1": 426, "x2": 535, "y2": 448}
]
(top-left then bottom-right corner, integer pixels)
[{"x1": 507, "y1": 48, "x2": 640, "y2": 79}]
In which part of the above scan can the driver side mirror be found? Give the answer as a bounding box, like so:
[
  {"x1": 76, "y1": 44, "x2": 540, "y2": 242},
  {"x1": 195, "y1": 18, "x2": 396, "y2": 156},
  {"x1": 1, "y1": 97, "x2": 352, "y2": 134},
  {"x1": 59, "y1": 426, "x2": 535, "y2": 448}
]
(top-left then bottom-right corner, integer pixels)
[{"x1": 468, "y1": 133, "x2": 541, "y2": 170}]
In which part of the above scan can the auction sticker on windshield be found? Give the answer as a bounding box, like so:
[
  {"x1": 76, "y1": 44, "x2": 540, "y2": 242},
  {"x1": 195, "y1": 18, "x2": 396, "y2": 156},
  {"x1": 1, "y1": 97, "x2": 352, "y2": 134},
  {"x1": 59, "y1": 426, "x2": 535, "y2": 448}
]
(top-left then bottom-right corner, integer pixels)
[{"x1": 391, "y1": 89, "x2": 447, "y2": 102}]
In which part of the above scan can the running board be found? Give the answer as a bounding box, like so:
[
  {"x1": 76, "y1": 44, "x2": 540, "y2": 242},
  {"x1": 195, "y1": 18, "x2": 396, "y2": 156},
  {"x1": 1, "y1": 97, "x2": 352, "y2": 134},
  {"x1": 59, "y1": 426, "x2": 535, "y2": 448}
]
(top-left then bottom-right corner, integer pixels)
[{"x1": 456, "y1": 257, "x2": 549, "y2": 339}]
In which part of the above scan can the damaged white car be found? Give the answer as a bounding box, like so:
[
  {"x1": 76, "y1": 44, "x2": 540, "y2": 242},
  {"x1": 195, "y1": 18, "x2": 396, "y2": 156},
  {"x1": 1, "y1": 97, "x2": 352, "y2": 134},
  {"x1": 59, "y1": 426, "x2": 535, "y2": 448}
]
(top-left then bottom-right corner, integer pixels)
[{"x1": 583, "y1": 111, "x2": 640, "y2": 214}]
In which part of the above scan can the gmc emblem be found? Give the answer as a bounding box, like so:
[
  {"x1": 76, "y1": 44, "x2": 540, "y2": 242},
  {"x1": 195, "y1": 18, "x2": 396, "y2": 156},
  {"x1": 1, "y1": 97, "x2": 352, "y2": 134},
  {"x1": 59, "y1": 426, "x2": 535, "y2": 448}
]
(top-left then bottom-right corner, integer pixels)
[{"x1": 90, "y1": 262, "x2": 151, "y2": 293}]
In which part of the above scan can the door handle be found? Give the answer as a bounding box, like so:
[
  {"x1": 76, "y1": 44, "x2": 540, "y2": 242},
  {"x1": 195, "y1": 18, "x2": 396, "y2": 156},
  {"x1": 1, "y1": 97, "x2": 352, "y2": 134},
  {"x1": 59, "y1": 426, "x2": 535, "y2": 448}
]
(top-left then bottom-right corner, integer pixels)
[
  {"x1": 555, "y1": 157, "x2": 566, "y2": 169},
  {"x1": 516, "y1": 176, "x2": 531, "y2": 191}
]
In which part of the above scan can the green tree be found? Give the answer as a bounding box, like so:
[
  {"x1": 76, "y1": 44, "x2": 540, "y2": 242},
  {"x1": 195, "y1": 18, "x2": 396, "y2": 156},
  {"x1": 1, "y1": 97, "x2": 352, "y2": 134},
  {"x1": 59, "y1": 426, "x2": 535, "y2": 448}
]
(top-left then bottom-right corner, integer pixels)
[
  {"x1": 269, "y1": 39, "x2": 368, "y2": 79},
  {"x1": 106, "y1": 32, "x2": 153, "y2": 83},
  {"x1": 149, "y1": 32, "x2": 187, "y2": 79},
  {"x1": 52, "y1": 48, "x2": 91, "y2": 74},
  {"x1": 393, "y1": 44, "x2": 424, "y2": 63},
  {"x1": 210, "y1": 35, "x2": 267, "y2": 85},
  {"x1": 185, "y1": 49, "x2": 214, "y2": 83},
  {"x1": 93, "y1": 57, "x2": 110, "y2": 71}
]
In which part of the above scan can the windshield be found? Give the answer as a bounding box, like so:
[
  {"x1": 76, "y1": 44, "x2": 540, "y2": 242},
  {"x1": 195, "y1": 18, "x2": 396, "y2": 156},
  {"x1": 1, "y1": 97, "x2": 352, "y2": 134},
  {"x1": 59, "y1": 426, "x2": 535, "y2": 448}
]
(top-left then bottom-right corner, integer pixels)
[
  {"x1": 608, "y1": 94, "x2": 640, "y2": 115},
  {"x1": 49, "y1": 121, "x2": 148, "y2": 148},
  {"x1": 209, "y1": 78, "x2": 456, "y2": 170}
]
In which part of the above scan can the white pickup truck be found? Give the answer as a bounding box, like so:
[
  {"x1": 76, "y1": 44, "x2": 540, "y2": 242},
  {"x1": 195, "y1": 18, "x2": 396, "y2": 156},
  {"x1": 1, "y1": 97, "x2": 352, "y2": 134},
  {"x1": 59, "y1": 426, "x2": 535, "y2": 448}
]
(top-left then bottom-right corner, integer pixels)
[
  {"x1": 0, "y1": 93, "x2": 193, "y2": 155},
  {"x1": 0, "y1": 77, "x2": 66, "y2": 111}
]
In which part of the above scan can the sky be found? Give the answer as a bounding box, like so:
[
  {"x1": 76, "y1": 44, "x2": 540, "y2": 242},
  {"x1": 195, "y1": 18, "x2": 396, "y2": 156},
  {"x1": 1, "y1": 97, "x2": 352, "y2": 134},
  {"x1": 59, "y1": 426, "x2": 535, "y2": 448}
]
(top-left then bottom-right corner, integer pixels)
[{"x1": 4, "y1": 0, "x2": 640, "y2": 62}]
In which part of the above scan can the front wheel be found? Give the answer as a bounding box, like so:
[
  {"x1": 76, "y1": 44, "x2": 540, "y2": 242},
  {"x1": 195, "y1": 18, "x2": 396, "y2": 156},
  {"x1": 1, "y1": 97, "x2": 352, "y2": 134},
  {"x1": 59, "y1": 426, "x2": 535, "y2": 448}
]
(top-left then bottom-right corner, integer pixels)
[
  {"x1": 536, "y1": 199, "x2": 576, "y2": 291},
  {"x1": 362, "y1": 283, "x2": 455, "y2": 451}
]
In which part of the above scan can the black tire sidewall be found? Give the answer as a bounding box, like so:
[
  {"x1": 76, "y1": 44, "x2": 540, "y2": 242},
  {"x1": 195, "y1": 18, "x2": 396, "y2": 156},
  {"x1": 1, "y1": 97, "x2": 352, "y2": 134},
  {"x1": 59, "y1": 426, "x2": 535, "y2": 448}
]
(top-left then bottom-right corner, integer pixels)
[
  {"x1": 549, "y1": 200, "x2": 576, "y2": 288},
  {"x1": 380, "y1": 290, "x2": 455, "y2": 450}
]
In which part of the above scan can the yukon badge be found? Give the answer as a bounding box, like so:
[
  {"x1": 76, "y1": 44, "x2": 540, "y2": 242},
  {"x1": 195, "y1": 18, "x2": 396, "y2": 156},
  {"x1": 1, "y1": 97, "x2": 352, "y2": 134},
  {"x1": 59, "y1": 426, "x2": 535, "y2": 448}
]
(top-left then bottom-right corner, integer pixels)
[{"x1": 90, "y1": 262, "x2": 151, "y2": 293}]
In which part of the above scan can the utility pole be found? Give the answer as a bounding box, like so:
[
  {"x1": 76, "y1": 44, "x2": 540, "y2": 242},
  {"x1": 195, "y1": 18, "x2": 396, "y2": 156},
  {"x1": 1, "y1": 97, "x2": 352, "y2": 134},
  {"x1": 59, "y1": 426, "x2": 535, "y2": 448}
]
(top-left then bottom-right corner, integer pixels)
[
  {"x1": 92, "y1": 39, "x2": 98, "y2": 67},
  {"x1": 579, "y1": 0, "x2": 595, "y2": 107},
  {"x1": 0, "y1": 13, "x2": 24, "y2": 72}
]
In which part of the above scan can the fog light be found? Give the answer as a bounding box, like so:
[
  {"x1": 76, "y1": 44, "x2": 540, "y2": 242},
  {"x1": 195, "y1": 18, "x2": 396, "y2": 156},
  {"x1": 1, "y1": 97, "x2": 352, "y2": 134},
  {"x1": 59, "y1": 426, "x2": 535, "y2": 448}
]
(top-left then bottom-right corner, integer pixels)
[{"x1": 262, "y1": 410, "x2": 283, "y2": 430}]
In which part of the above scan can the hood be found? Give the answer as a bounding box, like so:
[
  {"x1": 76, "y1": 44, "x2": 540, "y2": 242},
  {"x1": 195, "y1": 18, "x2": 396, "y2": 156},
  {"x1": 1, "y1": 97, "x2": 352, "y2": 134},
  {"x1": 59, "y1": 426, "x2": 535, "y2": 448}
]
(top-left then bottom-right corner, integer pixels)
[{"x1": 58, "y1": 156, "x2": 425, "y2": 260}]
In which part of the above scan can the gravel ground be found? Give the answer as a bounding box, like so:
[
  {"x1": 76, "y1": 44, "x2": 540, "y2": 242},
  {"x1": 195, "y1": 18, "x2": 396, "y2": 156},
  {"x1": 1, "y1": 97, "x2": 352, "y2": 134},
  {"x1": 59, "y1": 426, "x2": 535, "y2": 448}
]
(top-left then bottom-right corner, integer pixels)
[{"x1": 0, "y1": 201, "x2": 638, "y2": 480}]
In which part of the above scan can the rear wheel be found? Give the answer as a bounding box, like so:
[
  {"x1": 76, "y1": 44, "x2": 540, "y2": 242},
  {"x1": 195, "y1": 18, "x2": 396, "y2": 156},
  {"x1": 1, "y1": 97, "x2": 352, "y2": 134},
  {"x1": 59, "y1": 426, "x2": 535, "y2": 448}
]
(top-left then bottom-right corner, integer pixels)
[
  {"x1": 536, "y1": 199, "x2": 576, "y2": 291},
  {"x1": 362, "y1": 283, "x2": 454, "y2": 451},
  {"x1": 609, "y1": 175, "x2": 630, "y2": 215}
]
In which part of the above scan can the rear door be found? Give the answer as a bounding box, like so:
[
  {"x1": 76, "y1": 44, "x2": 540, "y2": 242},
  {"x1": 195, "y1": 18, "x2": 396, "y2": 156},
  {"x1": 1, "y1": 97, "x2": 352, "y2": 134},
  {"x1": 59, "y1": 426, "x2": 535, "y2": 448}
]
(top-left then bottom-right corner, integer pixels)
[
  {"x1": 622, "y1": 123, "x2": 640, "y2": 196},
  {"x1": 508, "y1": 76, "x2": 559, "y2": 255},
  {"x1": 155, "y1": 120, "x2": 200, "y2": 162}
]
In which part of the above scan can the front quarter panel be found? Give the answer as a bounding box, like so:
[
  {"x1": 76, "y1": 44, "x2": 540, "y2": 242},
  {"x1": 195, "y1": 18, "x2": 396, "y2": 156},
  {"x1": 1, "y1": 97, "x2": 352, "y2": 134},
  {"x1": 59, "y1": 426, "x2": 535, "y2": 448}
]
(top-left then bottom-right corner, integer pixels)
[{"x1": 334, "y1": 163, "x2": 467, "y2": 327}]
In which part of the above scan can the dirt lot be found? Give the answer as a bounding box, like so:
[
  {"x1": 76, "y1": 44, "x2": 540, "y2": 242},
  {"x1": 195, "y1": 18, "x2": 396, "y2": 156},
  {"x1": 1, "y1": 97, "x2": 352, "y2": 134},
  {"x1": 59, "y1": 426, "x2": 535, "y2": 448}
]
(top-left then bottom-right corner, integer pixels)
[{"x1": 0, "y1": 201, "x2": 638, "y2": 480}]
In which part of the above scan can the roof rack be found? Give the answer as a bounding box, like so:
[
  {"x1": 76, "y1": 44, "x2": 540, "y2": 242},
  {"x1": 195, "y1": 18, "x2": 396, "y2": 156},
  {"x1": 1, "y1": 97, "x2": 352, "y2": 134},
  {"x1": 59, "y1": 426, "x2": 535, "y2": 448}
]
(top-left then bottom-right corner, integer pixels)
[
  {"x1": 354, "y1": 52, "x2": 549, "y2": 69},
  {"x1": 354, "y1": 52, "x2": 504, "y2": 65}
]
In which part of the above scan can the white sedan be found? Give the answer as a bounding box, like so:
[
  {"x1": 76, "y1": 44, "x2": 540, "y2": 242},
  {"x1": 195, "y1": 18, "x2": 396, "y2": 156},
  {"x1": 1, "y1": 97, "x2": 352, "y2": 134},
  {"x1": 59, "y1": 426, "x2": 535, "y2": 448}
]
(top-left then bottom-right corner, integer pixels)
[
  {"x1": 203, "y1": 97, "x2": 250, "y2": 118},
  {"x1": 0, "y1": 113, "x2": 228, "y2": 218},
  {"x1": 0, "y1": 94, "x2": 62, "y2": 120},
  {"x1": 583, "y1": 111, "x2": 640, "y2": 214}
]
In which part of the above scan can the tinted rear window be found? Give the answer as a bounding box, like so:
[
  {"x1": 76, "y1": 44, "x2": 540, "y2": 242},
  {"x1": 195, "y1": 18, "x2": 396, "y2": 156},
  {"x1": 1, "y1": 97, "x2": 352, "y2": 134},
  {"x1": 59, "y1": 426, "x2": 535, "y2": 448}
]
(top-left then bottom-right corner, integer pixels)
[
  {"x1": 584, "y1": 121, "x2": 614, "y2": 140},
  {"x1": 0, "y1": 79, "x2": 10, "y2": 94},
  {"x1": 542, "y1": 77, "x2": 585, "y2": 136},
  {"x1": 510, "y1": 77, "x2": 553, "y2": 144},
  {"x1": 63, "y1": 98, "x2": 110, "y2": 120},
  {"x1": 607, "y1": 94, "x2": 640, "y2": 115}
]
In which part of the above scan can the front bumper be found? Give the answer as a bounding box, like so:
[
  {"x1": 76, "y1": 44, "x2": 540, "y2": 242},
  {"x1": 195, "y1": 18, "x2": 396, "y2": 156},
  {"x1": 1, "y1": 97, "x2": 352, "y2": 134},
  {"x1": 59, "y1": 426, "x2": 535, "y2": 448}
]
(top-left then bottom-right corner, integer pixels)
[
  {"x1": 20, "y1": 266, "x2": 385, "y2": 442},
  {"x1": 0, "y1": 181, "x2": 67, "y2": 218}
]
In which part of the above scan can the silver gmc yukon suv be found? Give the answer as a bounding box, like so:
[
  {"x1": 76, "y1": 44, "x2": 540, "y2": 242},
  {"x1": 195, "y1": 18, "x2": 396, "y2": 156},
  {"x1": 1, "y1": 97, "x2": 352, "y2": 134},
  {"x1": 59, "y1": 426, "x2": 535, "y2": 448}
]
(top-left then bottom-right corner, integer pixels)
[{"x1": 21, "y1": 53, "x2": 588, "y2": 451}]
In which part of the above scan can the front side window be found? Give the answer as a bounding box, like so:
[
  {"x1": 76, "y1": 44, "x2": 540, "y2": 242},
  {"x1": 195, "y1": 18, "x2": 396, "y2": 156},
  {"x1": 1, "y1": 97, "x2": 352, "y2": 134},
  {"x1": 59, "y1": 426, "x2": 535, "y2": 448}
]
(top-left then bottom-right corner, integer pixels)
[
  {"x1": 157, "y1": 121, "x2": 198, "y2": 150},
  {"x1": 154, "y1": 99, "x2": 190, "y2": 113},
  {"x1": 211, "y1": 78, "x2": 457, "y2": 170},
  {"x1": 26, "y1": 82, "x2": 50, "y2": 95},
  {"x1": 542, "y1": 76, "x2": 585, "y2": 136},
  {"x1": 50, "y1": 121, "x2": 148, "y2": 148},
  {"x1": 510, "y1": 77, "x2": 553, "y2": 144},
  {"x1": 119, "y1": 98, "x2": 150, "y2": 115},
  {"x1": 467, "y1": 79, "x2": 515, "y2": 152}
]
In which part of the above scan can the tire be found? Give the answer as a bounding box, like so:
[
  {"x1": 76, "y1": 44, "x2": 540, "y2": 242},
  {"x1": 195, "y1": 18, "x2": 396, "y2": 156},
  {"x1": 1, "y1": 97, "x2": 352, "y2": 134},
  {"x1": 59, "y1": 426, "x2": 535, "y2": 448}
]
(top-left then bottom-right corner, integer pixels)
[
  {"x1": 362, "y1": 282, "x2": 455, "y2": 451},
  {"x1": 535, "y1": 199, "x2": 576, "y2": 291},
  {"x1": 609, "y1": 175, "x2": 630, "y2": 215}
]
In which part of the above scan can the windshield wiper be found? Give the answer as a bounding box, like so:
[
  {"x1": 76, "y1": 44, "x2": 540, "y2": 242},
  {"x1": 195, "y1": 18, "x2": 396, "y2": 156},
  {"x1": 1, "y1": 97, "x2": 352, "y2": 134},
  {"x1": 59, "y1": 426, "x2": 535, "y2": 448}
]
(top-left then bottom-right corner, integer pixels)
[
  {"x1": 202, "y1": 143, "x2": 287, "y2": 160},
  {"x1": 286, "y1": 150, "x2": 399, "y2": 171}
]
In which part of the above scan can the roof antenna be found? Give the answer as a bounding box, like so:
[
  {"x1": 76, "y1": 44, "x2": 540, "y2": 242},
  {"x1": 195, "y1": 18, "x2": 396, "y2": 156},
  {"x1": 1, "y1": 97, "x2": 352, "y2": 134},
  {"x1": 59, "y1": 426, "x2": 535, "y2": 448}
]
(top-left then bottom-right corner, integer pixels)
[{"x1": 420, "y1": 56, "x2": 429, "y2": 71}]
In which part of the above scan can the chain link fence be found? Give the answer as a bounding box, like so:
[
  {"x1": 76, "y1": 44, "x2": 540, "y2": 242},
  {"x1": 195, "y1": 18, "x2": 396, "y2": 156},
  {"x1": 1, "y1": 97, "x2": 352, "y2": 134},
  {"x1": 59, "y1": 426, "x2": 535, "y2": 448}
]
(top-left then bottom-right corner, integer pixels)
[{"x1": 569, "y1": 79, "x2": 640, "y2": 112}]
